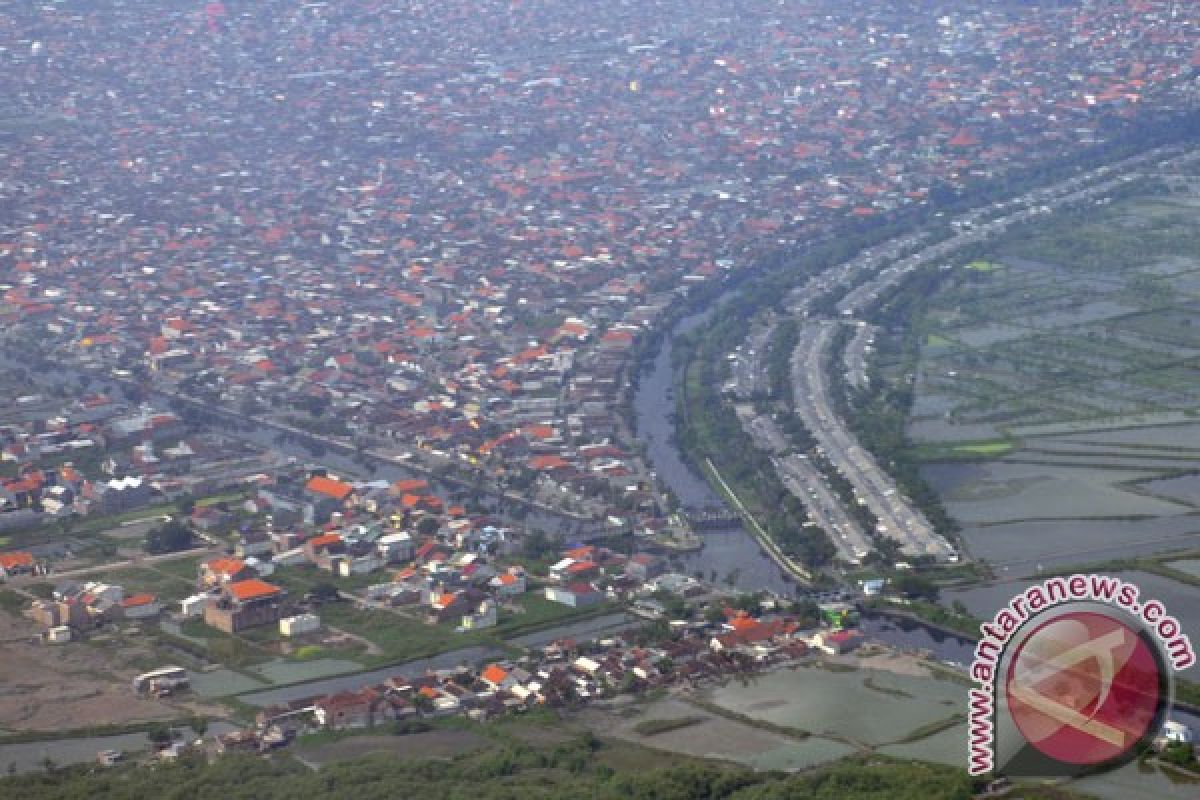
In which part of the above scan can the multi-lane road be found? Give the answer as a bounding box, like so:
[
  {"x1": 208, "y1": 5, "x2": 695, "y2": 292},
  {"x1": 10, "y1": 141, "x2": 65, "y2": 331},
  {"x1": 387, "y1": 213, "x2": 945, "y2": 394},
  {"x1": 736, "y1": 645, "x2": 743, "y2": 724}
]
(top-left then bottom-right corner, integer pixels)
[{"x1": 791, "y1": 321, "x2": 956, "y2": 561}]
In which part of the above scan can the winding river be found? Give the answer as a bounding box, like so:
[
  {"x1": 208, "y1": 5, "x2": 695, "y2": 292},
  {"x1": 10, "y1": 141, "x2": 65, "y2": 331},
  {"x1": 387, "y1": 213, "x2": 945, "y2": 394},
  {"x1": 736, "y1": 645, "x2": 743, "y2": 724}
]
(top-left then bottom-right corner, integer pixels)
[{"x1": 631, "y1": 308, "x2": 800, "y2": 598}]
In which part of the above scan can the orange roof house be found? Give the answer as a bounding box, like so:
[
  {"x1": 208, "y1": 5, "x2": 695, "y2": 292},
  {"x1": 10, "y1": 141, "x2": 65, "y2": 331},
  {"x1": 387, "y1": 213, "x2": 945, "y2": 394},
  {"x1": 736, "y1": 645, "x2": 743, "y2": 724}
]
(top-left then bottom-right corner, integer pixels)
[
  {"x1": 528, "y1": 454, "x2": 569, "y2": 471},
  {"x1": 306, "y1": 475, "x2": 354, "y2": 501},
  {"x1": 564, "y1": 545, "x2": 595, "y2": 561},
  {"x1": 0, "y1": 552, "x2": 34, "y2": 573},
  {"x1": 203, "y1": 556, "x2": 249, "y2": 582},
  {"x1": 226, "y1": 579, "x2": 284, "y2": 602},
  {"x1": 307, "y1": 532, "x2": 344, "y2": 551},
  {"x1": 119, "y1": 593, "x2": 158, "y2": 609},
  {"x1": 481, "y1": 664, "x2": 510, "y2": 687}
]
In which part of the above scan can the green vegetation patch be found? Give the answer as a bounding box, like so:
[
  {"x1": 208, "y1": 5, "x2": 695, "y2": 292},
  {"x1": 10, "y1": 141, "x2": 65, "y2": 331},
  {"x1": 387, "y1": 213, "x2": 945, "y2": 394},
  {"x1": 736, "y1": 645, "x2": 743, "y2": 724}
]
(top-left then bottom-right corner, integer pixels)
[
  {"x1": 913, "y1": 439, "x2": 1018, "y2": 461},
  {"x1": 965, "y1": 260, "x2": 1002, "y2": 272},
  {"x1": 317, "y1": 602, "x2": 489, "y2": 666},
  {"x1": 291, "y1": 644, "x2": 327, "y2": 661},
  {"x1": 0, "y1": 588, "x2": 27, "y2": 615},
  {"x1": 953, "y1": 440, "x2": 1015, "y2": 456},
  {"x1": 100, "y1": 565, "x2": 196, "y2": 602},
  {"x1": 1, "y1": 742, "x2": 983, "y2": 800},
  {"x1": 924, "y1": 333, "x2": 955, "y2": 348}
]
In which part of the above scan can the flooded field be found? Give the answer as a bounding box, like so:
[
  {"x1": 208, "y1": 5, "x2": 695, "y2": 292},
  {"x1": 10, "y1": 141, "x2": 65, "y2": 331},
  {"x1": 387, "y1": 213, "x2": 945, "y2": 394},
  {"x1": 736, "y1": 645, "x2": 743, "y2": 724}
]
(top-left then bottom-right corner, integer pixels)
[
  {"x1": 1142, "y1": 474, "x2": 1200, "y2": 508},
  {"x1": 924, "y1": 506, "x2": 1200, "y2": 575},
  {"x1": 877, "y1": 721, "x2": 966, "y2": 766},
  {"x1": 1075, "y1": 759, "x2": 1200, "y2": 800},
  {"x1": 904, "y1": 193, "x2": 1200, "y2": 572},
  {"x1": 926, "y1": 462, "x2": 1183, "y2": 523},
  {"x1": 706, "y1": 666, "x2": 963, "y2": 747},
  {"x1": 582, "y1": 696, "x2": 857, "y2": 771},
  {"x1": 944, "y1": 570, "x2": 1200, "y2": 677},
  {"x1": 1165, "y1": 558, "x2": 1200, "y2": 579}
]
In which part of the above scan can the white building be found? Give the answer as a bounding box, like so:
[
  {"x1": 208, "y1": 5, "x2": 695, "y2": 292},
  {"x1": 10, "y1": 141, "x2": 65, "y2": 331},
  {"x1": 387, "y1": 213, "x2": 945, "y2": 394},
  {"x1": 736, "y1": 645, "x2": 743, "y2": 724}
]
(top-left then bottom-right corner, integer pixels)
[
  {"x1": 280, "y1": 613, "x2": 321, "y2": 637},
  {"x1": 1164, "y1": 719, "x2": 1194, "y2": 744},
  {"x1": 180, "y1": 594, "x2": 209, "y2": 618},
  {"x1": 377, "y1": 531, "x2": 414, "y2": 563},
  {"x1": 47, "y1": 625, "x2": 72, "y2": 644}
]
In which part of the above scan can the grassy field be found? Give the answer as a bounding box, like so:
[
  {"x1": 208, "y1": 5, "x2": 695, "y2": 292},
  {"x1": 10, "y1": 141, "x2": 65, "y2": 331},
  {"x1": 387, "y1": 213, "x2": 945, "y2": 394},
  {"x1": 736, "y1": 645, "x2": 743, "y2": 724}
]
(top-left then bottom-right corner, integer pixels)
[
  {"x1": 267, "y1": 564, "x2": 380, "y2": 599},
  {"x1": 0, "y1": 588, "x2": 27, "y2": 615},
  {"x1": 314, "y1": 602, "x2": 491, "y2": 666},
  {"x1": 310, "y1": 591, "x2": 615, "y2": 667},
  {"x1": 913, "y1": 439, "x2": 1018, "y2": 460},
  {"x1": 98, "y1": 565, "x2": 197, "y2": 603},
  {"x1": 494, "y1": 593, "x2": 617, "y2": 637},
  {"x1": 952, "y1": 441, "x2": 1015, "y2": 456},
  {"x1": 965, "y1": 260, "x2": 1002, "y2": 272},
  {"x1": 924, "y1": 333, "x2": 955, "y2": 347}
]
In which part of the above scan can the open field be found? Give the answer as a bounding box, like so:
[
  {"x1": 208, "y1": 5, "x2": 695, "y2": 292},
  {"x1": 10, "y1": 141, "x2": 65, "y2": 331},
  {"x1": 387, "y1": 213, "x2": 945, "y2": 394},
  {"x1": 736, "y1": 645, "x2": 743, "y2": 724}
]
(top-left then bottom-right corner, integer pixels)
[{"x1": 0, "y1": 612, "x2": 224, "y2": 732}]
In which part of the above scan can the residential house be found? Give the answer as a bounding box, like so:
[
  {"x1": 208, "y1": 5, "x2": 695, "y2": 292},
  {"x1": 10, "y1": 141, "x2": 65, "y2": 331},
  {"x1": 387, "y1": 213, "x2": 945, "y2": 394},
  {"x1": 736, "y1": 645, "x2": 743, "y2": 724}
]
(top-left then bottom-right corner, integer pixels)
[
  {"x1": 812, "y1": 629, "x2": 863, "y2": 655},
  {"x1": 118, "y1": 593, "x2": 162, "y2": 620},
  {"x1": 545, "y1": 582, "x2": 604, "y2": 608},
  {"x1": 314, "y1": 688, "x2": 379, "y2": 730},
  {"x1": 489, "y1": 567, "x2": 526, "y2": 596},
  {"x1": 304, "y1": 475, "x2": 355, "y2": 524},
  {"x1": 625, "y1": 553, "x2": 664, "y2": 582},
  {"x1": 376, "y1": 531, "x2": 414, "y2": 563},
  {"x1": 0, "y1": 551, "x2": 35, "y2": 579},
  {"x1": 204, "y1": 578, "x2": 286, "y2": 633},
  {"x1": 200, "y1": 556, "x2": 257, "y2": 588}
]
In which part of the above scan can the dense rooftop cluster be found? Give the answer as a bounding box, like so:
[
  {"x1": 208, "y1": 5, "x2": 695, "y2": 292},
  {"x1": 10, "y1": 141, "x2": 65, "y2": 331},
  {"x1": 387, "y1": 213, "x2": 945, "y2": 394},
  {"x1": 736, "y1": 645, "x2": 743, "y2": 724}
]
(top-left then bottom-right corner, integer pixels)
[{"x1": 1, "y1": 1, "x2": 1197, "y2": 522}]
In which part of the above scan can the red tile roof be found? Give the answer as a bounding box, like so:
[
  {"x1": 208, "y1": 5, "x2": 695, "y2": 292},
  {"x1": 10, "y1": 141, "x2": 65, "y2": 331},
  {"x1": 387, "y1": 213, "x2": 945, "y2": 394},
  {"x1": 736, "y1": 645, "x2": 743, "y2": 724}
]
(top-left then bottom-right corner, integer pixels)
[
  {"x1": 481, "y1": 664, "x2": 509, "y2": 685},
  {"x1": 204, "y1": 556, "x2": 246, "y2": 577},
  {"x1": 226, "y1": 578, "x2": 283, "y2": 602},
  {"x1": 0, "y1": 552, "x2": 34, "y2": 571},
  {"x1": 307, "y1": 532, "x2": 343, "y2": 550},
  {"x1": 306, "y1": 475, "x2": 354, "y2": 501}
]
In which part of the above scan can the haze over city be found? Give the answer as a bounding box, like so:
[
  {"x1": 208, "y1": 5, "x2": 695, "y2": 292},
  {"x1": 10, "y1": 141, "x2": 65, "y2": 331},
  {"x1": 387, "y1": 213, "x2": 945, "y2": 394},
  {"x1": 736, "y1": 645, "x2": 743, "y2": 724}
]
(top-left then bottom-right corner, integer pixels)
[{"x1": 1, "y1": 2, "x2": 1199, "y2": 797}]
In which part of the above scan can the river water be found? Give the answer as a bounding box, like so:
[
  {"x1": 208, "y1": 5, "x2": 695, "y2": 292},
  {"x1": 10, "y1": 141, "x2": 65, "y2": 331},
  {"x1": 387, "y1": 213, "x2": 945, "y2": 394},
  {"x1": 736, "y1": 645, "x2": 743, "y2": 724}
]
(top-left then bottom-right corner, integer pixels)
[{"x1": 631, "y1": 309, "x2": 793, "y2": 596}]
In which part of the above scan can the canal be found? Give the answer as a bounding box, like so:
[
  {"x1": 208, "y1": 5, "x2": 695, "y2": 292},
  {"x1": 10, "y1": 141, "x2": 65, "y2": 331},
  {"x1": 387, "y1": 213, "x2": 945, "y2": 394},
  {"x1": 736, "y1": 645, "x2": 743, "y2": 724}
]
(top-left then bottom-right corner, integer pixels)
[{"x1": 631, "y1": 308, "x2": 793, "y2": 597}]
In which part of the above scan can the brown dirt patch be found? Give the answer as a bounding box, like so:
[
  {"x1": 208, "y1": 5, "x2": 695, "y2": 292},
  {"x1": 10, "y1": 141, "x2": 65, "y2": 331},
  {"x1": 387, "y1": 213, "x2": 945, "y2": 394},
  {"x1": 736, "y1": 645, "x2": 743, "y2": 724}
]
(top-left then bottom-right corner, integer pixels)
[{"x1": 0, "y1": 613, "x2": 221, "y2": 732}]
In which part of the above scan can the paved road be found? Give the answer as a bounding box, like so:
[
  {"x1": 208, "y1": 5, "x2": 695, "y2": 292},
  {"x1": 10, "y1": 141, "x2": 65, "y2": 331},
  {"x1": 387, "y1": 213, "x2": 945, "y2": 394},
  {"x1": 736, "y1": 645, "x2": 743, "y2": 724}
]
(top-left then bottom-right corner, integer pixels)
[
  {"x1": 6, "y1": 542, "x2": 218, "y2": 588},
  {"x1": 791, "y1": 320, "x2": 952, "y2": 560}
]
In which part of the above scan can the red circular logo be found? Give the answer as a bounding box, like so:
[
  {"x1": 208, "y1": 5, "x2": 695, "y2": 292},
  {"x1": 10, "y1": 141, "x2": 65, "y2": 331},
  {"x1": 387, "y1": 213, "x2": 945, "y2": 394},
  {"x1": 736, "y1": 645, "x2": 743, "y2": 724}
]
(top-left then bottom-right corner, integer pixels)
[{"x1": 1005, "y1": 611, "x2": 1164, "y2": 766}]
